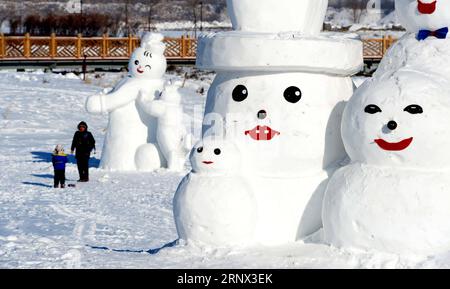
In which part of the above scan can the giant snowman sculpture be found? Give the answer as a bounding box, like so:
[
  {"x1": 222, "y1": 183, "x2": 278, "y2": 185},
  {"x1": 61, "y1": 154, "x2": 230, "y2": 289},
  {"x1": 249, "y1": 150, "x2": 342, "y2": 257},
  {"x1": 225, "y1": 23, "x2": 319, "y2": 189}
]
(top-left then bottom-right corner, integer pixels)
[
  {"x1": 323, "y1": 0, "x2": 450, "y2": 255},
  {"x1": 86, "y1": 33, "x2": 167, "y2": 171},
  {"x1": 173, "y1": 0, "x2": 363, "y2": 246}
]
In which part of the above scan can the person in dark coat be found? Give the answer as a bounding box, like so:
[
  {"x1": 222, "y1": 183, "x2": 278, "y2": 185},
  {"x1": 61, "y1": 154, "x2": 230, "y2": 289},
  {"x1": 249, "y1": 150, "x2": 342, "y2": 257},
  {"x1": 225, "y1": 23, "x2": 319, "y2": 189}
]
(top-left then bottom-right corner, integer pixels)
[
  {"x1": 71, "y1": 121, "x2": 96, "y2": 182},
  {"x1": 52, "y1": 144, "x2": 68, "y2": 188}
]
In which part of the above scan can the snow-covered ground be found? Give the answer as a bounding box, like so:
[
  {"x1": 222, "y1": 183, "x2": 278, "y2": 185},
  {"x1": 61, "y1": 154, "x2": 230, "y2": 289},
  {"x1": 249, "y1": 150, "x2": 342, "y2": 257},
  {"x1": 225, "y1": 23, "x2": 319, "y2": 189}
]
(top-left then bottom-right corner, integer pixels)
[{"x1": 0, "y1": 70, "x2": 448, "y2": 269}]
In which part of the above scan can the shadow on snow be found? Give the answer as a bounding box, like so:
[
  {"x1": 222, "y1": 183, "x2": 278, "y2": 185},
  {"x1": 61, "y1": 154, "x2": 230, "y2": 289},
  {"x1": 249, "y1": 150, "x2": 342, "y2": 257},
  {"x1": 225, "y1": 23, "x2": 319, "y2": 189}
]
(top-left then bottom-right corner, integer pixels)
[
  {"x1": 88, "y1": 239, "x2": 179, "y2": 255},
  {"x1": 30, "y1": 151, "x2": 101, "y2": 168},
  {"x1": 22, "y1": 181, "x2": 53, "y2": 188}
]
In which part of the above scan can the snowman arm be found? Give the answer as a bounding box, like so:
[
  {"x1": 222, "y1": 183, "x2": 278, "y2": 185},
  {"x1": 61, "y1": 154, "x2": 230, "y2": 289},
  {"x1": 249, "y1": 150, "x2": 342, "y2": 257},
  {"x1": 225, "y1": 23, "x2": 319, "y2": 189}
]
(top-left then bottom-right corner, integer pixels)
[
  {"x1": 85, "y1": 93, "x2": 106, "y2": 114},
  {"x1": 86, "y1": 84, "x2": 139, "y2": 113},
  {"x1": 102, "y1": 84, "x2": 140, "y2": 112},
  {"x1": 140, "y1": 99, "x2": 166, "y2": 118}
]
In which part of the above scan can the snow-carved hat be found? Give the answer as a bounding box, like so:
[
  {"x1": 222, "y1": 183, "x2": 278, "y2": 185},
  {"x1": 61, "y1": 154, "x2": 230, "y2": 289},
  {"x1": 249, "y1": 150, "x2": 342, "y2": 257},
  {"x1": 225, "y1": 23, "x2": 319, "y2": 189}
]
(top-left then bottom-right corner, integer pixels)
[
  {"x1": 196, "y1": 0, "x2": 363, "y2": 76},
  {"x1": 140, "y1": 33, "x2": 166, "y2": 55},
  {"x1": 227, "y1": 0, "x2": 328, "y2": 35}
]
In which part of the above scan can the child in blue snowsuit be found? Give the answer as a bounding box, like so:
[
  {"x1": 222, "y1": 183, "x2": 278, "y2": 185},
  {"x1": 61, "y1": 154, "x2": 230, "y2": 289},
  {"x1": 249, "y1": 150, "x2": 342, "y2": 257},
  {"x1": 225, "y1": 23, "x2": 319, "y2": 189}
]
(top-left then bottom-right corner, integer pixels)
[{"x1": 52, "y1": 145, "x2": 68, "y2": 188}]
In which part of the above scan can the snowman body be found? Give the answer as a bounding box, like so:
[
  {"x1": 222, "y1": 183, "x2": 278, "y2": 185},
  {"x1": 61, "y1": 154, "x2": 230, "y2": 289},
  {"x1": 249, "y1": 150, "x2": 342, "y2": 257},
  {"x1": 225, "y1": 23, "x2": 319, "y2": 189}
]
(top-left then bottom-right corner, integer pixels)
[
  {"x1": 324, "y1": 163, "x2": 450, "y2": 255},
  {"x1": 86, "y1": 33, "x2": 167, "y2": 171},
  {"x1": 155, "y1": 103, "x2": 187, "y2": 171},
  {"x1": 139, "y1": 83, "x2": 189, "y2": 172},
  {"x1": 98, "y1": 77, "x2": 165, "y2": 171},
  {"x1": 192, "y1": 0, "x2": 363, "y2": 245},
  {"x1": 375, "y1": 34, "x2": 450, "y2": 80},
  {"x1": 323, "y1": 71, "x2": 450, "y2": 255},
  {"x1": 175, "y1": 175, "x2": 257, "y2": 246},
  {"x1": 173, "y1": 139, "x2": 257, "y2": 246}
]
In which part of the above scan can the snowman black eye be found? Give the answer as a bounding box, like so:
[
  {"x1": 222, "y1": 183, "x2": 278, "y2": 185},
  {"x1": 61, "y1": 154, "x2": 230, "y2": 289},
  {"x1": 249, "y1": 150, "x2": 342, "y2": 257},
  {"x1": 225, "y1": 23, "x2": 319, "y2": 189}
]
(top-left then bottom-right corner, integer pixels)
[
  {"x1": 364, "y1": 104, "x2": 382, "y2": 114},
  {"x1": 214, "y1": 148, "x2": 221, "y2": 155},
  {"x1": 134, "y1": 60, "x2": 139, "y2": 66},
  {"x1": 197, "y1": 147, "x2": 203, "y2": 153},
  {"x1": 404, "y1": 104, "x2": 423, "y2": 114},
  {"x1": 284, "y1": 86, "x2": 302, "y2": 103},
  {"x1": 232, "y1": 85, "x2": 248, "y2": 102}
]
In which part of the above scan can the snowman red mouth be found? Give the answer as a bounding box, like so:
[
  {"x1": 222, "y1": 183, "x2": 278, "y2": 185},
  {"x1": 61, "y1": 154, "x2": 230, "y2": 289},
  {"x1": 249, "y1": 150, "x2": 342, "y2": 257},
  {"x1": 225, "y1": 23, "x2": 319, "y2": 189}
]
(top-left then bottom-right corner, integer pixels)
[
  {"x1": 418, "y1": 0, "x2": 437, "y2": 14},
  {"x1": 245, "y1": 125, "x2": 280, "y2": 141},
  {"x1": 374, "y1": 137, "x2": 414, "y2": 151},
  {"x1": 137, "y1": 67, "x2": 144, "y2": 74},
  {"x1": 202, "y1": 161, "x2": 214, "y2": 165}
]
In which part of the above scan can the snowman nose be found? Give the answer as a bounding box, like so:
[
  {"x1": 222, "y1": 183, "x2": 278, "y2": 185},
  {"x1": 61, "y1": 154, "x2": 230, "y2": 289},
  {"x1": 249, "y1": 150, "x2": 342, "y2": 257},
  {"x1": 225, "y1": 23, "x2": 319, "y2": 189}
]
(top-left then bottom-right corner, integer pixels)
[
  {"x1": 257, "y1": 110, "x2": 267, "y2": 120},
  {"x1": 387, "y1": 120, "x2": 398, "y2": 131}
]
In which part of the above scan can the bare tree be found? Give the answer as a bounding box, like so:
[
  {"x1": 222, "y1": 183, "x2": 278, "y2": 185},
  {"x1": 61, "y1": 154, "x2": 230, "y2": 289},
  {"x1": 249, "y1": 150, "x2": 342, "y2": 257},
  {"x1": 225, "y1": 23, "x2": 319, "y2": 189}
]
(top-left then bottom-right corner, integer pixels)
[
  {"x1": 145, "y1": 0, "x2": 162, "y2": 31},
  {"x1": 347, "y1": 0, "x2": 367, "y2": 23},
  {"x1": 9, "y1": 16, "x2": 22, "y2": 35},
  {"x1": 187, "y1": 0, "x2": 200, "y2": 37},
  {"x1": 125, "y1": 0, "x2": 132, "y2": 36}
]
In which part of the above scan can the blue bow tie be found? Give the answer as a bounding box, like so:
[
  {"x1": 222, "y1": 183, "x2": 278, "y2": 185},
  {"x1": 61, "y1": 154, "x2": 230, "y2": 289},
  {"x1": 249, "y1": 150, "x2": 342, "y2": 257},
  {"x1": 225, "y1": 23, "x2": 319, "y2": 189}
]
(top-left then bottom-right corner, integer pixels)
[{"x1": 417, "y1": 27, "x2": 449, "y2": 41}]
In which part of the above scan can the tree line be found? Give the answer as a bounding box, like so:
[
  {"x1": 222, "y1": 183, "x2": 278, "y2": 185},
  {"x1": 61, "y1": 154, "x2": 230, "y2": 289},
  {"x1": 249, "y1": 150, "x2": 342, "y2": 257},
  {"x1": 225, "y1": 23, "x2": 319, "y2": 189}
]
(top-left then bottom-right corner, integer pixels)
[
  {"x1": 13, "y1": 13, "x2": 118, "y2": 36},
  {"x1": 2, "y1": 0, "x2": 223, "y2": 36}
]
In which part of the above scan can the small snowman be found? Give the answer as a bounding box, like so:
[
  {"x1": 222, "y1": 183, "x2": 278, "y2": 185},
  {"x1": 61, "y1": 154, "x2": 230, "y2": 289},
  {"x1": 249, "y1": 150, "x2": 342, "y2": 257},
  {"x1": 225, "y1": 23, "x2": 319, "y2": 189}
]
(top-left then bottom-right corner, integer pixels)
[
  {"x1": 396, "y1": 0, "x2": 450, "y2": 40},
  {"x1": 322, "y1": 70, "x2": 450, "y2": 255},
  {"x1": 138, "y1": 81, "x2": 191, "y2": 172},
  {"x1": 173, "y1": 137, "x2": 257, "y2": 246},
  {"x1": 85, "y1": 33, "x2": 167, "y2": 171}
]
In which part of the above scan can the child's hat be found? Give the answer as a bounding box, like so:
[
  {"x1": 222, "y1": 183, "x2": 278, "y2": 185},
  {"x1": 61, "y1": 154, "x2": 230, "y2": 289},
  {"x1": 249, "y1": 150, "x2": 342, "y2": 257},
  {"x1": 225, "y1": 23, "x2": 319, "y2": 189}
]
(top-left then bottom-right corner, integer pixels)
[
  {"x1": 54, "y1": 144, "x2": 64, "y2": 153},
  {"x1": 78, "y1": 121, "x2": 88, "y2": 129}
]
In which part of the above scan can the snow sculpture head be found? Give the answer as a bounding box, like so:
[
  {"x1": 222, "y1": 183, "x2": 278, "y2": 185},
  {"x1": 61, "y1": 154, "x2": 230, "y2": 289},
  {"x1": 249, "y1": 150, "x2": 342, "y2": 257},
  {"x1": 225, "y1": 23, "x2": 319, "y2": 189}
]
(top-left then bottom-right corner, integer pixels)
[
  {"x1": 342, "y1": 70, "x2": 450, "y2": 168},
  {"x1": 204, "y1": 72, "x2": 349, "y2": 175},
  {"x1": 160, "y1": 81, "x2": 182, "y2": 105},
  {"x1": 396, "y1": 0, "x2": 450, "y2": 33},
  {"x1": 128, "y1": 33, "x2": 167, "y2": 79},
  {"x1": 190, "y1": 138, "x2": 241, "y2": 175},
  {"x1": 226, "y1": 0, "x2": 328, "y2": 35}
]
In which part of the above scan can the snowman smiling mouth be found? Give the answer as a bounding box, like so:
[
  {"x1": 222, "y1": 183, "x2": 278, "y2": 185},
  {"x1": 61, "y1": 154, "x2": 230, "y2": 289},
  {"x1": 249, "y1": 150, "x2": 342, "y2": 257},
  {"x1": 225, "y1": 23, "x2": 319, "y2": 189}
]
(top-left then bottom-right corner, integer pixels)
[
  {"x1": 418, "y1": 0, "x2": 437, "y2": 14},
  {"x1": 245, "y1": 125, "x2": 280, "y2": 141},
  {"x1": 202, "y1": 161, "x2": 214, "y2": 165},
  {"x1": 137, "y1": 67, "x2": 144, "y2": 74},
  {"x1": 374, "y1": 137, "x2": 414, "y2": 151}
]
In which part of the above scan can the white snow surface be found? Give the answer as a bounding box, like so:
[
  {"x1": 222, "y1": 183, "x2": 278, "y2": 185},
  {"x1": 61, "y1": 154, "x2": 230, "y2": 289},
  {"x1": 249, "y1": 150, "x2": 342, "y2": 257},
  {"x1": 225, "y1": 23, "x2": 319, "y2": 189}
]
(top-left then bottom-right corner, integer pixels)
[{"x1": 0, "y1": 70, "x2": 449, "y2": 269}]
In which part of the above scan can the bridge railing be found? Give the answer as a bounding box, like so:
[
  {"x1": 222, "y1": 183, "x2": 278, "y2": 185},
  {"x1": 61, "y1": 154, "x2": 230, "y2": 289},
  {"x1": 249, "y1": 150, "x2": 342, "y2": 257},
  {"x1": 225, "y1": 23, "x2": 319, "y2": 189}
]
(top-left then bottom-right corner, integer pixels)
[
  {"x1": 0, "y1": 34, "x2": 395, "y2": 61},
  {"x1": 0, "y1": 33, "x2": 197, "y2": 60},
  {"x1": 362, "y1": 36, "x2": 397, "y2": 59}
]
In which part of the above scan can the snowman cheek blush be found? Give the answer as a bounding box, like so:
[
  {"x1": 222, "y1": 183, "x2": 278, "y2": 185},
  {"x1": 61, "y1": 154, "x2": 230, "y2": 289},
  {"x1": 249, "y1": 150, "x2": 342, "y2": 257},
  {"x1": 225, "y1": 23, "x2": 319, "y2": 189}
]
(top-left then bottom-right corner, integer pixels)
[{"x1": 418, "y1": 0, "x2": 437, "y2": 14}]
